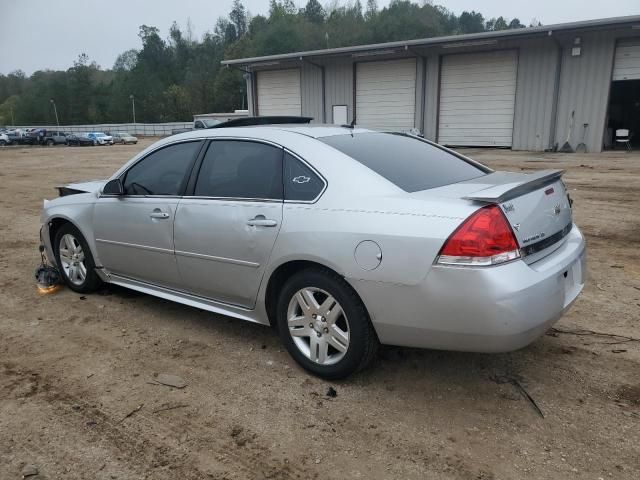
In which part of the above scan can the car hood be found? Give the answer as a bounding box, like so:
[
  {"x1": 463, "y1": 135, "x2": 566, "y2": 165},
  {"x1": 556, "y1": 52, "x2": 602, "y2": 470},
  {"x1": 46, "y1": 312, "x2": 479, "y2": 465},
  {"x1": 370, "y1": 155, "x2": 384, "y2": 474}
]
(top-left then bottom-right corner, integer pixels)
[{"x1": 59, "y1": 179, "x2": 108, "y2": 194}]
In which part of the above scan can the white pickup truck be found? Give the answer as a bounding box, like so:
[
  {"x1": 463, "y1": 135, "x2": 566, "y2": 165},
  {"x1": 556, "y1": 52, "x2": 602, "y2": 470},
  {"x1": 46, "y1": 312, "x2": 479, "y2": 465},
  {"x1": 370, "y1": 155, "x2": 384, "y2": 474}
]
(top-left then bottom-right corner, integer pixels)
[{"x1": 171, "y1": 111, "x2": 249, "y2": 135}]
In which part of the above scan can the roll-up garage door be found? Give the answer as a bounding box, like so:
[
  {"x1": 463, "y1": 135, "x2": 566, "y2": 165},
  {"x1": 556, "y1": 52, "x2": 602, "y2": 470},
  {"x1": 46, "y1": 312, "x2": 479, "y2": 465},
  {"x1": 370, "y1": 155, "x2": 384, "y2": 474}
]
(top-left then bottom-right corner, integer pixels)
[
  {"x1": 438, "y1": 50, "x2": 518, "y2": 147},
  {"x1": 257, "y1": 69, "x2": 302, "y2": 116},
  {"x1": 613, "y1": 39, "x2": 640, "y2": 81},
  {"x1": 356, "y1": 58, "x2": 416, "y2": 131}
]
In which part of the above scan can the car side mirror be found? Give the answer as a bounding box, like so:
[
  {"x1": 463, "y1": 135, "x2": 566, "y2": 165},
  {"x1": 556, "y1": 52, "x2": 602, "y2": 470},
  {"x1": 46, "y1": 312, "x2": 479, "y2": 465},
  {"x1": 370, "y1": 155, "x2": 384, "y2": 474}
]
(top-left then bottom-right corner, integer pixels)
[{"x1": 103, "y1": 178, "x2": 124, "y2": 195}]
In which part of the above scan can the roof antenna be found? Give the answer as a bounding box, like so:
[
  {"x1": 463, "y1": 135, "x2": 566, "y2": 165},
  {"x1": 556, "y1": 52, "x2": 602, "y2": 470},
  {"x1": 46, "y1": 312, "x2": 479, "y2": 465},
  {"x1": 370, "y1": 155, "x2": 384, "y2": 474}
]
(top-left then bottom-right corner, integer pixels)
[{"x1": 341, "y1": 116, "x2": 356, "y2": 135}]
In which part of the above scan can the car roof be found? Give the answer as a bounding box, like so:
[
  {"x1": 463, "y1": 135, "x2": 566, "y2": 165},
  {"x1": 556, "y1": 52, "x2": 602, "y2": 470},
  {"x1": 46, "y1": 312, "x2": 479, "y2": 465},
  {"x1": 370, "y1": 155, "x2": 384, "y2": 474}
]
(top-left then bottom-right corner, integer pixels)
[
  {"x1": 264, "y1": 124, "x2": 375, "y2": 138},
  {"x1": 179, "y1": 123, "x2": 376, "y2": 141}
]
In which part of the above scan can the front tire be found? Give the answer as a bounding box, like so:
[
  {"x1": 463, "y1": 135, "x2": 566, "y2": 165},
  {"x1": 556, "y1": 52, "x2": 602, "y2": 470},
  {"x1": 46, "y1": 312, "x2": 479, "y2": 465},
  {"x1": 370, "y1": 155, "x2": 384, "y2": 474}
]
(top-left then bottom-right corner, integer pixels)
[
  {"x1": 53, "y1": 223, "x2": 101, "y2": 293},
  {"x1": 276, "y1": 268, "x2": 378, "y2": 379}
]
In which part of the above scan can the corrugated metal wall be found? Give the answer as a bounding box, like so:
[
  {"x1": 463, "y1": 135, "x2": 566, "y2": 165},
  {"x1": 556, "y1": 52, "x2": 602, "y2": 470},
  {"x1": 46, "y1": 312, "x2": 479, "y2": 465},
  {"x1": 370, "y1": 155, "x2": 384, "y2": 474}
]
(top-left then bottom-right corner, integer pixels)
[
  {"x1": 512, "y1": 39, "x2": 560, "y2": 151},
  {"x1": 414, "y1": 57, "x2": 426, "y2": 131},
  {"x1": 423, "y1": 53, "x2": 440, "y2": 141},
  {"x1": 301, "y1": 63, "x2": 324, "y2": 122},
  {"x1": 323, "y1": 59, "x2": 354, "y2": 124},
  {"x1": 554, "y1": 30, "x2": 617, "y2": 153}
]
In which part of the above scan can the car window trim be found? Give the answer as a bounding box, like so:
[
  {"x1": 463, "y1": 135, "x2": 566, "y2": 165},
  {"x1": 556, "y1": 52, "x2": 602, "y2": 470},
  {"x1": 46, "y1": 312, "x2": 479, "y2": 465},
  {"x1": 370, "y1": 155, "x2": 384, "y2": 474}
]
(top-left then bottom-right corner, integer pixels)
[
  {"x1": 184, "y1": 137, "x2": 286, "y2": 202},
  {"x1": 101, "y1": 139, "x2": 205, "y2": 198},
  {"x1": 282, "y1": 148, "x2": 327, "y2": 204}
]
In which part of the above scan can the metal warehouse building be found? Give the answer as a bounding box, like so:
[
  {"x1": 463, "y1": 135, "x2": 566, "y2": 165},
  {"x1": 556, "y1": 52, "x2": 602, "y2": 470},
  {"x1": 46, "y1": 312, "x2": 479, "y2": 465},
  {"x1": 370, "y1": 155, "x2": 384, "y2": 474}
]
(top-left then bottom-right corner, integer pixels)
[{"x1": 222, "y1": 15, "x2": 640, "y2": 153}]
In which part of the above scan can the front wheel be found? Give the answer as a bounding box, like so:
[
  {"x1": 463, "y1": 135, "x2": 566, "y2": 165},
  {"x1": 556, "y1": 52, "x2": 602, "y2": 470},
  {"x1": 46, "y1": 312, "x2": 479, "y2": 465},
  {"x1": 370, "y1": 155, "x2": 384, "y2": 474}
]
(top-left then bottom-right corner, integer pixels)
[
  {"x1": 53, "y1": 223, "x2": 102, "y2": 293},
  {"x1": 277, "y1": 268, "x2": 378, "y2": 379}
]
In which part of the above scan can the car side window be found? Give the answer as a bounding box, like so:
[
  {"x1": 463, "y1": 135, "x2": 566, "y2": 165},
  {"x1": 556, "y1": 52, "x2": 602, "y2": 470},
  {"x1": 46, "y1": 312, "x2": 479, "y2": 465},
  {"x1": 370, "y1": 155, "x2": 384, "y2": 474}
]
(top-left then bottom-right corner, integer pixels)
[
  {"x1": 284, "y1": 152, "x2": 325, "y2": 201},
  {"x1": 194, "y1": 140, "x2": 283, "y2": 200},
  {"x1": 123, "y1": 141, "x2": 201, "y2": 196}
]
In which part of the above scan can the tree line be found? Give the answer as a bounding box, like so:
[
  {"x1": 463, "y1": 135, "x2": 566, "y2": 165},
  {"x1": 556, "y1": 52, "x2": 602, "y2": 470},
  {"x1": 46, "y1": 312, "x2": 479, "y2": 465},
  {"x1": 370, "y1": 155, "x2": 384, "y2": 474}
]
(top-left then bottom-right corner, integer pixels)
[{"x1": 0, "y1": 0, "x2": 538, "y2": 126}]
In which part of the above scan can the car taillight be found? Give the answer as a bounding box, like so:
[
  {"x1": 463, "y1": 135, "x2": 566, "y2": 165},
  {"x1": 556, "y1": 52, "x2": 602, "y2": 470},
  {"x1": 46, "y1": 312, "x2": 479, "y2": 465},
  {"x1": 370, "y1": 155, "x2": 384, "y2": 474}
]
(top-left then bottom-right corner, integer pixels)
[{"x1": 436, "y1": 205, "x2": 520, "y2": 266}]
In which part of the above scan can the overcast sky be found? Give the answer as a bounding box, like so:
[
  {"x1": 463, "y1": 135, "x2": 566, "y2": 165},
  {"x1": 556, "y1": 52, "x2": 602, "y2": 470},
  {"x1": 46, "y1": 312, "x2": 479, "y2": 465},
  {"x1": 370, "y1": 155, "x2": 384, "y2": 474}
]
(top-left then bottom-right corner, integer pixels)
[{"x1": 1, "y1": 0, "x2": 638, "y2": 75}]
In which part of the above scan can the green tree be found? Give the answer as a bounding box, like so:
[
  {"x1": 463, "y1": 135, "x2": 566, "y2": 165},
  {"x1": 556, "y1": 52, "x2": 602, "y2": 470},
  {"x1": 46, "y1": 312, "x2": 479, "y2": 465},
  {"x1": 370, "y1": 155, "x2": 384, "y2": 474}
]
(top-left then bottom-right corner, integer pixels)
[
  {"x1": 113, "y1": 49, "x2": 138, "y2": 72},
  {"x1": 5, "y1": 1, "x2": 538, "y2": 125},
  {"x1": 229, "y1": 0, "x2": 248, "y2": 37},
  {"x1": 163, "y1": 84, "x2": 192, "y2": 120},
  {"x1": 365, "y1": 0, "x2": 378, "y2": 21},
  {"x1": 304, "y1": 0, "x2": 325, "y2": 24},
  {"x1": 458, "y1": 10, "x2": 484, "y2": 33}
]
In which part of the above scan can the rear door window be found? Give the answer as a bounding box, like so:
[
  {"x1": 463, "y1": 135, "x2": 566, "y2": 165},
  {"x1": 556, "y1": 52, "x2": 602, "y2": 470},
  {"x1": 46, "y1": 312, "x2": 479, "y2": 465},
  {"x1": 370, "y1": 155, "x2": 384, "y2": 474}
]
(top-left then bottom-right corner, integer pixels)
[{"x1": 320, "y1": 133, "x2": 489, "y2": 192}]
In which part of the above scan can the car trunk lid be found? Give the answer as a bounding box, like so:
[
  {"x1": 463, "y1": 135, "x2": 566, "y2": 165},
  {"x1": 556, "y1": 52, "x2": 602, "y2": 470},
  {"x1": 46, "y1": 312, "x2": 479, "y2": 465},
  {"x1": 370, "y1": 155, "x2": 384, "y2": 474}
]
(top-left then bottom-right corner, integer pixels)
[{"x1": 424, "y1": 169, "x2": 573, "y2": 263}]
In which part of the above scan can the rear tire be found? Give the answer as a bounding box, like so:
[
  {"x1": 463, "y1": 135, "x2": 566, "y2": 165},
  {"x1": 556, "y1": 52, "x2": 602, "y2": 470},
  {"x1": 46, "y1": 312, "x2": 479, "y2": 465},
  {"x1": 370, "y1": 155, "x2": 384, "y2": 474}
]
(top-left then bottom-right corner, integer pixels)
[
  {"x1": 53, "y1": 223, "x2": 102, "y2": 293},
  {"x1": 276, "y1": 268, "x2": 378, "y2": 379},
  {"x1": 46, "y1": 139, "x2": 54, "y2": 146}
]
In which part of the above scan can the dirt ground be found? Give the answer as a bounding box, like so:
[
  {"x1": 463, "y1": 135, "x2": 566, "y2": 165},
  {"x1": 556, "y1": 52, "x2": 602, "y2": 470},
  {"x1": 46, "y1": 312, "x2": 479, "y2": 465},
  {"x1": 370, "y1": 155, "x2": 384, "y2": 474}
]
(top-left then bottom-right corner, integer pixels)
[{"x1": 0, "y1": 140, "x2": 638, "y2": 480}]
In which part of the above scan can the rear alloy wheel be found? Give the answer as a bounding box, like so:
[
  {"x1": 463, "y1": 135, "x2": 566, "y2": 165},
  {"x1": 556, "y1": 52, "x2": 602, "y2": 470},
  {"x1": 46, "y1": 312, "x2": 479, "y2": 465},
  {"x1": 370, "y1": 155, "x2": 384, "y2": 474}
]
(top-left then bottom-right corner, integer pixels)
[
  {"x1": 277, "y1": 269, "x2": 378, "y2": 379},
  {"x1": 46, "y1": 139, "x2": 54, "y2": 146},
  {"x1": 54, "y1": 224, "x2": 101, "y2": 293}
]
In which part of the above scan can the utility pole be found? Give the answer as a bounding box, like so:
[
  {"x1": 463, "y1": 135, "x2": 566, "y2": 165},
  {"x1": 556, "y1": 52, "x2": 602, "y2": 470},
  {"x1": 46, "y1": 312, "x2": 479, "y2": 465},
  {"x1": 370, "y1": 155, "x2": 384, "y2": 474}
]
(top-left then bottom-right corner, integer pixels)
[
  {"x1": 129, "y1": 94, "x2": 136, "y2": 124},
  {"x1": 10, "y1": 106, "x2": 15, "y2": 126},
  {"x1": 50, "y1": 99, "x2": 60, "y2": 127}
]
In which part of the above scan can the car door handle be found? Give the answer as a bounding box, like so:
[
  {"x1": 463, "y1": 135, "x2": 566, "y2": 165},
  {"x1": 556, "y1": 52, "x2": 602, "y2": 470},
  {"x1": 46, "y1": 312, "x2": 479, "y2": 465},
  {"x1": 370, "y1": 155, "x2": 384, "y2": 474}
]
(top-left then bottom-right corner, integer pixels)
[
  {"x1": 149, "y1": 212, "x2": 170, "y2": 219},
  {"x1": 247, "y1": 216, "x2": 278, "y2": 227}
]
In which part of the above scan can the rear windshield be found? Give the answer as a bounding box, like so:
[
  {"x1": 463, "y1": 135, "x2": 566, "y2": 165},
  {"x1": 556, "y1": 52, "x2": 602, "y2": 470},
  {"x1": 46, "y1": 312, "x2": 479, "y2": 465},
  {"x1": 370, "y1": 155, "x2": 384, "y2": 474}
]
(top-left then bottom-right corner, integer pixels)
[{"x1": 320, "y1": 133, "x2": 489, "y2": 192}]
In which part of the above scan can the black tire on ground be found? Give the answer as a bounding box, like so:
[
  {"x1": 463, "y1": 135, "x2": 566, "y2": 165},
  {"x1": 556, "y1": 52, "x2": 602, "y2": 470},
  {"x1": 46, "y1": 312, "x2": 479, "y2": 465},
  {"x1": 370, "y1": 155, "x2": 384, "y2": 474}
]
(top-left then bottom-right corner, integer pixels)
[
  {"x1": 46, "y1": 139, "x2": 54, "y2": 146},
  {"x1": 0, "y1": 140, "x2": 6, "y2": 146},
  {"x1": 276, "y1": 268, "x2": 378, "y2": 379},
  {"x1": 53, "y1": 223, "x2": 102, "y2": 293}
]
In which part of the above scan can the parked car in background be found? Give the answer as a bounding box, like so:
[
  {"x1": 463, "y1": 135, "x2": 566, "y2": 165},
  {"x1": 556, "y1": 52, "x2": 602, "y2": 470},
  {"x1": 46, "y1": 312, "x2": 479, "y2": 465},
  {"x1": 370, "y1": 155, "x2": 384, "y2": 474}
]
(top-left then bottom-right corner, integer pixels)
[
  {"x1": 0, "y1": 132, "x2": 11, "y2": 146},
  {"x1": 66, "y1": 133, "x2": 95, "y2": 146},
  {"x1": 39, "y1": 121, "x2": 586, "y2": 379},
  {"x1": 20, "y1": 130, "x2": 41, "y2": 145},
  {"x1": 111, "y1": 132, "x2": 138, "y2": 145},
  {"x1": 87, "y1": 132, "x2": 113, "y2": 145},
  {"x1": 43, "y1": 130, "x2": 68, "y2": 146}
]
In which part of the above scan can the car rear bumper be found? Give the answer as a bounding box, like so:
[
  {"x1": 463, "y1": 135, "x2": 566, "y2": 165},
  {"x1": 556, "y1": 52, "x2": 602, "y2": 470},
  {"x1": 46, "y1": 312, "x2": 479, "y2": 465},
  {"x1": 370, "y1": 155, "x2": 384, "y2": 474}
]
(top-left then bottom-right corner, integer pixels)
[{"x1": 351, "y1": 225, "x2": 587, "y2": 352}]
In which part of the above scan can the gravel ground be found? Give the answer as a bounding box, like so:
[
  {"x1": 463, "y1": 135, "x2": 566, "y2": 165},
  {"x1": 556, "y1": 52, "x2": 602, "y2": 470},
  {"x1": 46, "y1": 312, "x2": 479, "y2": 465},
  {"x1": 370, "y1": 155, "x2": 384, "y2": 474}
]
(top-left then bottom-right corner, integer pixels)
[{"x1": 0, "y1": 140, "x2": 638, "y2": 480}]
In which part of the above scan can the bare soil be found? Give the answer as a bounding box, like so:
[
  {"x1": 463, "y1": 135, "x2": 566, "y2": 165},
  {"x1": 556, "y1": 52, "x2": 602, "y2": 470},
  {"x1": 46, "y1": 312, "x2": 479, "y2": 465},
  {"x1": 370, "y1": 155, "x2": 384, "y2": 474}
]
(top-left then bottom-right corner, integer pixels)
[{"x1": 0, "y1": 141, "x2": 638, "y2": 479}]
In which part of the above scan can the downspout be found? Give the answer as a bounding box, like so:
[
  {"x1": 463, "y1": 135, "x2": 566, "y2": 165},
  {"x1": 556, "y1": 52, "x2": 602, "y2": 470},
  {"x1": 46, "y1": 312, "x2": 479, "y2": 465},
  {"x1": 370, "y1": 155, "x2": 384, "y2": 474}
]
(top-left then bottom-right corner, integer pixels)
[
  {"x1": 226, "y1": 64, "x2": 255, "y2": 115},
  {"x1": 548, "y1": 31, "x2": 564, "y2": 151},
  {"x1": 301, "y1": 58, "x2": 326, "y2": 123},
  {"x1": 408, "y1": 46, "x2": 427, "y2": 135}
]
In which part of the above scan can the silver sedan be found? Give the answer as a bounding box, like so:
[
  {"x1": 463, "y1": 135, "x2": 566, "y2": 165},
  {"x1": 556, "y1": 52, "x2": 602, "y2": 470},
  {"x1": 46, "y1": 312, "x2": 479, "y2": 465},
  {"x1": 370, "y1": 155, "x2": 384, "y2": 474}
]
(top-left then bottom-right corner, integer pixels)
[{"x1": 40, "y1": 125, "x2": 586, "y2": 378}]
